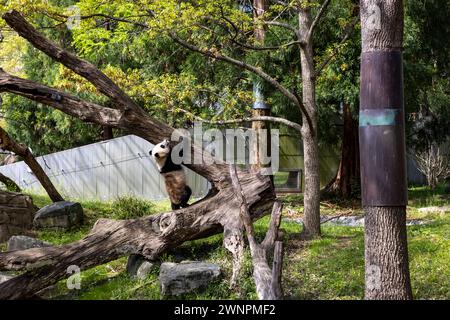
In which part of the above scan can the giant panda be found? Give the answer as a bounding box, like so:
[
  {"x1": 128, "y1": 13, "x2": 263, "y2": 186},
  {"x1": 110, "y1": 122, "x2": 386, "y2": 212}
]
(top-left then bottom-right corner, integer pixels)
[{"x1": 149, "y1": 139, "x2": 192, "y2": 210}]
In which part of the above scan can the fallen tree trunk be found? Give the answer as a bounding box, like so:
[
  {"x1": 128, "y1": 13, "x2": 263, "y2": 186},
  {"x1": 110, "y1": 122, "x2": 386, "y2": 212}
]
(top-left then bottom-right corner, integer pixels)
[
  {"x1": 0, "y1": 127, "x2": 64, "y2": 202},
  {"x1": 0, "y1": 10, "x2": 276, "y2": 299},
  {"x1": 0, "y1": 172, "x2": 274, "y2": 299}
]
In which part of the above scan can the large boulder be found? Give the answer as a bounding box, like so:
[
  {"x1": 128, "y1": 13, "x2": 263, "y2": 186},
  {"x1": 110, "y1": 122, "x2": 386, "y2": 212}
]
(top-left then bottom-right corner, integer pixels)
[
  {"x1": 127, "y1": 254, "x2": 155, "y2": 280},
  {"x1": 159, "y1": 261, "x2": 221, "y2": 296},
  {"x1": 0, "y1": 191, "x2": 36, "y2": 242},
  {"x1": 33, "y1": 201, "x2": 84, "y2": 229},
  {"x1": 7, "y1": 235, "x2": 51, "y2": 251}
]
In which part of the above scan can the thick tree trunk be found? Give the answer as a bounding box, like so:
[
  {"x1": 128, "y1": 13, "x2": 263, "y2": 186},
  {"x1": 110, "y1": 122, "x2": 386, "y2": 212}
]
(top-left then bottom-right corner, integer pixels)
[
  {"x1": 0, "y1": 127, "x2": 64, "y2": 202},
  {"x1": 364, "y1": 207, "x2": 412, "y2": 299},
  {"x1": 324, "y1": 103, "x2": 360, "y2": 198},
  {"x1": 360, "y1": 0, "x2": 412, "y2": 299},
  {"x1": 299, "y1": 8, "x2": 321, "y2": 239}
]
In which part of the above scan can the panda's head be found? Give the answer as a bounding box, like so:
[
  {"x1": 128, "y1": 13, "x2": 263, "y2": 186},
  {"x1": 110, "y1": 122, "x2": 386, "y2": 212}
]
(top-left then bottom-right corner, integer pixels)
[{"x1": 149, "y1": 139, "x2": 171, "y2": 160}]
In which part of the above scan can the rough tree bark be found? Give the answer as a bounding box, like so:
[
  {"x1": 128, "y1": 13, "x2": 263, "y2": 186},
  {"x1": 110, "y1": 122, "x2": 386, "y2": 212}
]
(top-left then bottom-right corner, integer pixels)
[
  {"x1": 0, "y1": 126, "x2": 64, "y2": 202},
  {"x1": 0, "y1": 10, "x2": 275, "y2": 299},
  {"x1": 298, "y1": 5, "x2": 321, "y2": 238},
  {"x1": 360, "y1": 0, "x2": 412, "y2": 299},
  {"x1": 229, "y1": 164, "x2": 284, "y2": 299},
  {"x1": 324, "y1": 103, "x2": 360, "y2": 198}
]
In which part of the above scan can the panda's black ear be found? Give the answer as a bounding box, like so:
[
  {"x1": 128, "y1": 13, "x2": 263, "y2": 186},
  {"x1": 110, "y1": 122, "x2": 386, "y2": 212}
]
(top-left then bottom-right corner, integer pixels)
[{"x1": 149, "y1": 149, "x2": 152, "y2": 156}]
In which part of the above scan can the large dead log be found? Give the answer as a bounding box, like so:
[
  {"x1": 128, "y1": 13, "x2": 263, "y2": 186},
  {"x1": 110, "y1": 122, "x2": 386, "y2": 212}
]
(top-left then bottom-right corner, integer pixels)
[
  {"x1": 0, "y1": 10, "x2": 276, "y2": 299},
  {"x1": 0, "y1": 172, "x2": 274, "y2": 299}
]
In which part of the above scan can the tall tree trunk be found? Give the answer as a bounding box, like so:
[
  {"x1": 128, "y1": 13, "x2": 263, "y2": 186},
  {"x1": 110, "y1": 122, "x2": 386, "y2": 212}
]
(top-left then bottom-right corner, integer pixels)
[
  {"x1": 299, "y1": 7, "x2": 321, "y2": 239},
  {"x1": 324, "y1": 103, "x2": 360, "y2": 198},
  {"x1": 360, "y1": 0, "x2": 412, "y2": 299},
  {"x1": 0, "y1": 127, "x2": 64, "y2": 202}
]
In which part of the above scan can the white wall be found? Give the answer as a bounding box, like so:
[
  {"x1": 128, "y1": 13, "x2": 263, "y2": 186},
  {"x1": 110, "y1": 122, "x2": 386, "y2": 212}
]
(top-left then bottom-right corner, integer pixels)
[{"x1": 0, "y1": 135, "x2": 209, "y2": 201}]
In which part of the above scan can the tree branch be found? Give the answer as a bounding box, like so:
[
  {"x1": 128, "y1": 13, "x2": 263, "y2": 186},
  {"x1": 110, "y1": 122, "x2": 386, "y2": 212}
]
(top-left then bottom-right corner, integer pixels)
[
  {"x1": 169, "y1": 32, "x2": 314, "y2": 135},
  {"x1": 174, "y1": 107, "x2": 302, "y2": 133},
  {"x1": 0, "y1": 69, "x2": 123, "y2": 127},
  {"x1": 264, "y1": 21, "x2": 298, "y2": 34},
  {"x1": 232, "y1": 39, "x2": 301, "y2": 51},
  {"x1": 2, "y1": 10, "x2": 143, "y2": 113},
  {"x1": 215, "y1": 13, "x2": 301, "y2": 51},
  {"x1": 308, "y1": 0, "x2": 331, "y2": 41},
  {"x1": 313, "y1": 16, "x2": 358, "y2": 78}
]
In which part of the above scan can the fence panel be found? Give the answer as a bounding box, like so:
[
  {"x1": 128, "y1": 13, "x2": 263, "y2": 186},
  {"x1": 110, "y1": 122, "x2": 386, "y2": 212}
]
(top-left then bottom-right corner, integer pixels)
[{"x1": 0, "y1": 135, "x2": 209, "y2": 202}]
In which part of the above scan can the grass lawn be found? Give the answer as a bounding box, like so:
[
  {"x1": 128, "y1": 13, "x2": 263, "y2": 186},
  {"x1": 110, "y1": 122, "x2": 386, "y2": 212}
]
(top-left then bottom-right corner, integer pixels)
[{"x1": 1, "y1": 186, "x2": 448, "y2": 300}]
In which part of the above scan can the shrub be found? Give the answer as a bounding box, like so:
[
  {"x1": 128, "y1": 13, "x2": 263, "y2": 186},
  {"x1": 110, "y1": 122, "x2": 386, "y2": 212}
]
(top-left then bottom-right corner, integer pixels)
[{"x1": 110, "y1": 196, "x2": 156, "y2": 220}]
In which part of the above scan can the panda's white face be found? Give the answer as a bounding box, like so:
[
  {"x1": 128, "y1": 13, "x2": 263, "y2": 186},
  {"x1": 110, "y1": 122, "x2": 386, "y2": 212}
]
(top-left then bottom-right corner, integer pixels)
[
  {"x1": 150, "y1": 139, "x2": 171, "y2": 169},
  {"x1": 150, "y1": 139, "x2": 170, "y2": 158}
]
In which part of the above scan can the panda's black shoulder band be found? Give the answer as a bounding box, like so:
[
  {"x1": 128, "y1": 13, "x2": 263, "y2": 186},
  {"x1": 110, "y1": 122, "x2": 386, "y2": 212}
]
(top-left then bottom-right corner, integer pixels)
[{"x1": 160, "y1": 155, "x2": 183, "y2": 173}]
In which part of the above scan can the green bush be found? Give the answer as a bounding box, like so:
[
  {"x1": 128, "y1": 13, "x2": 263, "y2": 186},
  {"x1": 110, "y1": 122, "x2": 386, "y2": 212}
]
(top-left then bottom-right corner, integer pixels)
[{"x1": 110, "y1": 196, "x2": 156, "y2": 220}]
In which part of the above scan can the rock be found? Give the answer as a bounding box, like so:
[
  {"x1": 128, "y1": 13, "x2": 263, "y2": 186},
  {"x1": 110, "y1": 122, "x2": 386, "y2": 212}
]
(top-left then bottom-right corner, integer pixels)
[
  {"x1": 7, "y1": 235, "x2": 51, "y2": 251},
  {"x1": 127, "y1": 254, "x2": 155, "y2": 280},
  {"x1": 418, "y1": 206, "x2": 450, "y2": 214},
  {"x1": 0, "y1": 272, "x2": 13, "y2": 284},
  {"x1": 406, "y1": 219, "x2": 428, "y2": 226},
  {"x1": 285, "y1": 215, "x2": 429, "y2": 227},
  {"x1": 0, "y1": 191, "x2": 36, "y2": 242},
  {"x1": 33, "y1": 201, "x2": 84, "y2": 229},
  {"x1": 285, "y1": 216, "x2": 365, "y2": 227},
  {"x1": 324, "y1": 215, "x2": 365, "y2": 227},
  {"x1": 159, "y1": 261, "x2": 221, "y2": 296}
]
